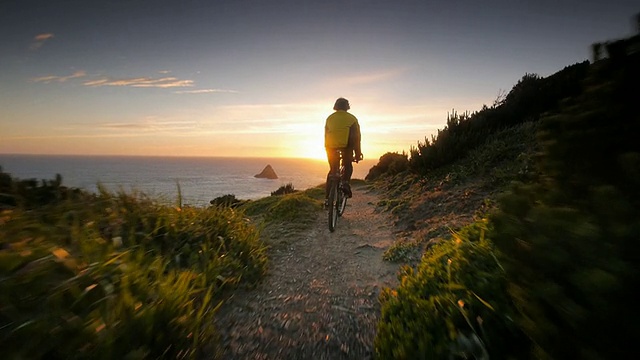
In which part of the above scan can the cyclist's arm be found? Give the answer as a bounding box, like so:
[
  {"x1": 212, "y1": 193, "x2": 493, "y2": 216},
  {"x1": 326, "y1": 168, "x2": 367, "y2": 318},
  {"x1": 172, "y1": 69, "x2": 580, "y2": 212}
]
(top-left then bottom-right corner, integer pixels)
[
  {"x1": 349, "y1": 122, "x2": 362, "y2": 158},
  {"x1": 324, "y1": 123, "x2": 330, "y2": 148}
]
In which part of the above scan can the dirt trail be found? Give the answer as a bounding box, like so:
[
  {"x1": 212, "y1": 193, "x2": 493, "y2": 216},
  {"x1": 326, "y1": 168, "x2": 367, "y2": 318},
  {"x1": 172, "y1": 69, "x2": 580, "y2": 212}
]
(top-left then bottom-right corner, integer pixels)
[{"x1": 215, "y1": 183, "x2": 400, "y2": 359}]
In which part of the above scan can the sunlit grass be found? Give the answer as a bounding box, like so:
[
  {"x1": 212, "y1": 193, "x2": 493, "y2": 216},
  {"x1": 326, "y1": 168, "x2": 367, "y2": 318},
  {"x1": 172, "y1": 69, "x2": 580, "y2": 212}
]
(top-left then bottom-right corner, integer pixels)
[
  {"x1": 238, "y1": 185, "x2": 323, "y2": 247},
  {"x1": 0, "y1": 183, "x2": 268, "y2": 359},
  {"x1": 375, "y1": 221, "x2": 526, "y2": 359}
]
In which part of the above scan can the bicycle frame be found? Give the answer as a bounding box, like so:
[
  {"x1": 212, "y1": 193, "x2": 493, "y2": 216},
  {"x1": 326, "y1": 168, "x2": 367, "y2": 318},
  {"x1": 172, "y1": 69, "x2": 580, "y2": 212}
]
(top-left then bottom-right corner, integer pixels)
[{"x1": 327, "y1": 150, "x2": 348, "y2": 232}]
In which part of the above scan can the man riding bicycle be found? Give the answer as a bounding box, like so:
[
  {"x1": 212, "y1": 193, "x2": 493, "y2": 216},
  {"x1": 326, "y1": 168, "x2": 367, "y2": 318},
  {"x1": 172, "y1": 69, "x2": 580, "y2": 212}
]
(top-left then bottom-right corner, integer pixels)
[{"x1": 324, "y1": 97, "x2": 362, "y2": 207}]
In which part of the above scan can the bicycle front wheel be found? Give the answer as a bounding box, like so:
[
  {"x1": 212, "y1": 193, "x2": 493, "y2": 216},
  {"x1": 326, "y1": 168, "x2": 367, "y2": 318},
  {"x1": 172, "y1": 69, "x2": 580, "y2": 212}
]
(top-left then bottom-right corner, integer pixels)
[
  {"x1": 337, "y1": 188, "x2": 347, "y2": 216},
  {"x1": 327, "y1": 181, "x2": 338, "y2": 232}
]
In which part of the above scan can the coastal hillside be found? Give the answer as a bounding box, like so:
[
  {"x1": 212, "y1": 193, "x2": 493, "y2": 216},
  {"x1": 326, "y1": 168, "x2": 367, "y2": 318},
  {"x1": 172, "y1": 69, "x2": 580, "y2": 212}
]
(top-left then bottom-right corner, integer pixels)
[
  {"x1": 371, "y1": 27, "x2": 640, "y2": 359},
  {"x1": 1, "y1": 19, "x2": 638, "y2": 360}
]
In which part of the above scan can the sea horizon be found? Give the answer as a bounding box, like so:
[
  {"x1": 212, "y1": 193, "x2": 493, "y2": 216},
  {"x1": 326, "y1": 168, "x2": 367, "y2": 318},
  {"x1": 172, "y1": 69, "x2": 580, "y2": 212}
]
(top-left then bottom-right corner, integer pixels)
[{"x1": 0, "y1": 153, "x2": 377, "y2": 206}]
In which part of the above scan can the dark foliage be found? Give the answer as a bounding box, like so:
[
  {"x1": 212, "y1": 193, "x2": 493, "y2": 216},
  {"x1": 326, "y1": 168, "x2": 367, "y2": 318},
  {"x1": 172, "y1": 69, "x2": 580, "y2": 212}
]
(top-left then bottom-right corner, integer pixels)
[
  {"x1": 375, "y1": 23, "x2": 640, "y2": 359},
  {"x1": 490, "y1": 35, "x2": 640, "y2": 359},
  {"x1": 406, "y1": 61, "x2": 590, "y2": 176},
  {"x1": 365, "y1": 152, "x2": 409, "y2": 181},
  {"x1": 0, "y1": 168, "x2": 85, "y2": 209},
  {"x1": 271, "y1": 182, "x2": 297, "y2": 196},
  {"x1": 210, "y1": 193, "x2": 244, "y2": 207}
]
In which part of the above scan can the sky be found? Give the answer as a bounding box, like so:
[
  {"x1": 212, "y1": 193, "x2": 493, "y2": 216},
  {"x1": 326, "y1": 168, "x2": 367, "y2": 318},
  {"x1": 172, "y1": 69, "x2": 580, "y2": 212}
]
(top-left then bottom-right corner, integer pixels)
[{"x1": 0, "y1": 0, "x2": 637, "y2": 160}]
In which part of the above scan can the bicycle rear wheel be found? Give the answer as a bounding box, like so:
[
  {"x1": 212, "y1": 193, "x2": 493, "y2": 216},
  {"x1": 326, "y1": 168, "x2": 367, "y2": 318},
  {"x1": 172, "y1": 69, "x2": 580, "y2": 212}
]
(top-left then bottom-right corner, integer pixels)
[{"x1": 327, "y1": 180, "x2": 338, "y2": 232}]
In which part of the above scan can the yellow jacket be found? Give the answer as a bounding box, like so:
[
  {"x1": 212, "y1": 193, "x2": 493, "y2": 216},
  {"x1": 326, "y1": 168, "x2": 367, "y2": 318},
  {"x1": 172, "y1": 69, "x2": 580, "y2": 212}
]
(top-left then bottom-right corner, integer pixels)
[{"x1": 324, "y1": 110, "x2": 361, "y2": 151}]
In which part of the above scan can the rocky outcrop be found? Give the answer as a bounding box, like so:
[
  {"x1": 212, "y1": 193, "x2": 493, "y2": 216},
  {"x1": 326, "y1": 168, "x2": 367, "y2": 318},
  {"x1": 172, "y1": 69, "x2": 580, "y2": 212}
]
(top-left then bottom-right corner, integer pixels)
[{"x1": 254, "y1": 164, "x2": 278, "y2": 179}]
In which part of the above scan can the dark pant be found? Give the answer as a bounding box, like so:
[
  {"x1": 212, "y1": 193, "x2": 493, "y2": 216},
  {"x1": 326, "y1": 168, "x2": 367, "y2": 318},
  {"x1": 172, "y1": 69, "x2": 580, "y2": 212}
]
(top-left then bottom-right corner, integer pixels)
[{"x1": 325, "y1": 148, "x2": 353, "y2": 198}]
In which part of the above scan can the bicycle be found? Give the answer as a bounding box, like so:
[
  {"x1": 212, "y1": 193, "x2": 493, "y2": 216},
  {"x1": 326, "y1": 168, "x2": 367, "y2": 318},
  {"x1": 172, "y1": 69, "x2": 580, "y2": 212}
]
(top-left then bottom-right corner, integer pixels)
[{"x1": 327, "y1": 150, "x2": 361, "y2": 232}]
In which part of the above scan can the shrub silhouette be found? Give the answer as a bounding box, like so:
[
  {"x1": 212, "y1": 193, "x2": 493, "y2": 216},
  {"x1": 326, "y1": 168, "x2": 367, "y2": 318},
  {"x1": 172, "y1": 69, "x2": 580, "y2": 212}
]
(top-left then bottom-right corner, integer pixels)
[
  {"x1": 210, "y1": 193, "x2": 244, "y2": 207},
  {"x1": 365, "y1": 152, "x2": 409, "y2": 180},
  {"x1": 406, "y1": 62, "x2": 589, "y2": 177},
  {"x1": 271, "y1": 182, "x2": 297, "y2": 196}
]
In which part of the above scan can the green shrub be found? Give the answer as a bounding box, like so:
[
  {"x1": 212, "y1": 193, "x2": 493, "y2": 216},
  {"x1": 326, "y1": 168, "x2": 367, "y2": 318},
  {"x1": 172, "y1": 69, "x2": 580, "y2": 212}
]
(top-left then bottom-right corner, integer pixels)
[
  {"x1": 375, "y1": 221, "x2": 528, "y2": 359},
  {"x1": 382, "y1": 240, "x2": 419, "y2": 263},
  {"x1": 407, "y1": 62, "x2": 589, "y2": 176},
  {"x1": 0, "y1": 169, "x2": 86, "y2": 209},
  {"x1": 491, "y1": 183, "x2": 638, "y2": 359},
  {"x1": 271, "y1": 182, "x2": 297, "y2": 196},
  {"x1": 365, "y1": 152, "x2": 409, "y2": 180},
  {"x1": 210, "y1": 193, "x2": 245, "y2": 207},
  {"x1": 490, "y1": 46, "x2": 640, "y2": 358}
]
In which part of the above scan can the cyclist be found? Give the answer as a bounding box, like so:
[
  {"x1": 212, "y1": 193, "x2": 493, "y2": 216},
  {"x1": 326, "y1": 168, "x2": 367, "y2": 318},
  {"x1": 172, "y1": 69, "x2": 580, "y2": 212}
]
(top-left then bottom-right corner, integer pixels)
[{"x1": 324, "y1": 97, "x2": 362, "y2": 207}]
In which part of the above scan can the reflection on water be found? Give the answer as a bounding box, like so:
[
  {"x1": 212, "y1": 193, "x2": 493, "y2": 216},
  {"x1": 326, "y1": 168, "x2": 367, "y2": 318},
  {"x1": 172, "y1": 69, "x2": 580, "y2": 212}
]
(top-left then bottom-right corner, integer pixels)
[{"x1": 0, "y1": 154, "x2": 376, "y2": 206}]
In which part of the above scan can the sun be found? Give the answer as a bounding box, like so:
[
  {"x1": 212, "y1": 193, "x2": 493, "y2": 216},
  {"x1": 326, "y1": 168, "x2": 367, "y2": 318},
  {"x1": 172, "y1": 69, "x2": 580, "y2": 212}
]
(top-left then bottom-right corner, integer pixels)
[
  {"x1": 299, "y1": 144, "x2": 327, "y2": 161},
  {"x1": 295, "y1": 136, "x2": 326, "y2": 160}
]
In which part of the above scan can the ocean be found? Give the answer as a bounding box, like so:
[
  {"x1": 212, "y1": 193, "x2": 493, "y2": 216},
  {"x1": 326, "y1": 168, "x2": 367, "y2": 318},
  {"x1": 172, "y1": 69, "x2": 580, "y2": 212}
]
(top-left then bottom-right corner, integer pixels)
[{"x1": 0, "y1": 154, "x2": 376, "y2": 207}]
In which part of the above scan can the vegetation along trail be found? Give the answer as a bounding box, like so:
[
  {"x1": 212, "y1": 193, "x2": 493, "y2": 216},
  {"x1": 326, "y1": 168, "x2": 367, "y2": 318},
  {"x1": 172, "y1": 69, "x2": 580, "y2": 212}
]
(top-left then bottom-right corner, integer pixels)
[{"x1": 215, "y1": 182, "x2": 400, "y2": 359}]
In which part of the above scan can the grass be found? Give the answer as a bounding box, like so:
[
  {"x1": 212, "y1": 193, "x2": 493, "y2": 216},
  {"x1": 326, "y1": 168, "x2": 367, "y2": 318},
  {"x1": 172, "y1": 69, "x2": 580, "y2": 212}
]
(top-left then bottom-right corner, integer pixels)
[
  {"x1": 239, "y1": 185, "x2": 324, "y2": 247},
  {"x1": 372, "y1": 121, "x2": 541, "y2": 358},
  {"x1": 0, "y1": 181, "x2": 268, "y2": 359}
]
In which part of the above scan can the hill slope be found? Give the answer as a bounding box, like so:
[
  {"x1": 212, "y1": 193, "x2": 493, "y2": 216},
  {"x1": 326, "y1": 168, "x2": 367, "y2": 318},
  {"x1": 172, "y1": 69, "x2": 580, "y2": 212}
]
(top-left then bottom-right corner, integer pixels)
[{"x1": 371, "y1": 29, "x2": 640, "y2": 359}]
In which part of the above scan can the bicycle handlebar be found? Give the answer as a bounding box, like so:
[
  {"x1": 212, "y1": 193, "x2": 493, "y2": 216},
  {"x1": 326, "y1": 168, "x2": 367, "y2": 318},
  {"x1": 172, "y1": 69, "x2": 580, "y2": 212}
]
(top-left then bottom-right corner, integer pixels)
[{"x1": 334, "y1": 149, "x2": 363, "y2": 163}]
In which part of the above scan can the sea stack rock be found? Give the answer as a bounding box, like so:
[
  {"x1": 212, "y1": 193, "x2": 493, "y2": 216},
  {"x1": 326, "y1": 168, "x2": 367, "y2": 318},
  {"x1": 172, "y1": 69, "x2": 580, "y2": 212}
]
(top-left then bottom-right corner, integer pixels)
[{"x1": 254, "y1": 164, "x2": 278, "y2": 179}]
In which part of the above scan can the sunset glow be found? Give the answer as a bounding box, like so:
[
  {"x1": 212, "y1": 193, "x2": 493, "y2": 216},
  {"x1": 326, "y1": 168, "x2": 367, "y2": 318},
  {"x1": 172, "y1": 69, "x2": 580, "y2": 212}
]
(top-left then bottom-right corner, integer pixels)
[{"x1": 1, "y1": 1, "x2": 637, "y2": 160}]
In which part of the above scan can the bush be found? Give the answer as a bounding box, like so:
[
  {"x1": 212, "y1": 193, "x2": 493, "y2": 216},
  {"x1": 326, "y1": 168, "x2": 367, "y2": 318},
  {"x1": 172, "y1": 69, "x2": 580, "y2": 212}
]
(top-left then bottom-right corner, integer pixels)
[
  {"x1": 210, "y1": 193, "x2": 244, "y2": 207},
  {"x1": 490, "y1": 45, "x2": 640, "y2": 359},
  {"x1": 382, "y1": 240, "x2": 419, "y2": 263},
  {"x1": 365, "y1": 152, "x2": 409, "y2": 180},
  {"x1": 271, "y1": 182, "x2": 297, "y2": 196},
  {"x1": 0, "y1": 169, "x2": 85, "y2": 209},
  {"x1": 408, "y1": 62, "x2": 589, "y2": 176},
  {"x1": 375, "y1": 221, "x2": 528, "y2": 359}
]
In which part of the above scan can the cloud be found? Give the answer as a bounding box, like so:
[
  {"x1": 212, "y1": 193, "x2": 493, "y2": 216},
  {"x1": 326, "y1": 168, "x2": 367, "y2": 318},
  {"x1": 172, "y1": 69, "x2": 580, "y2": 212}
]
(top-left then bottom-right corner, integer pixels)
[
  {"x1": 98, "y1": 119, "x2": 198, "y2": 131},
  {"x1": 4, "y1": 134, "x2": 141, "y2": 140},
  {"x1": 31, "y1": 70, "x2": 198, "y2": 90},
  {"x1": 30, "y1": 33, "x2": 54, "y2": 50},
  {"x1": 174, "y1": 89, "x2": 239, "y2": 94},
  {"x1": 34, "y1": 33, "x2": 54, "y2": 41},
  {"x1": 31, "y1": 70, "x2": 86, "y2": 83},
  {"x1": 3, "y1": 119, "x2": 203, "y2": 140},
  {"x1": 83, "y1": 76, "x2": 194, "y2": 88},
  {"x1": 329, "y1": 68, "x2": 407, "y2": 86}
]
